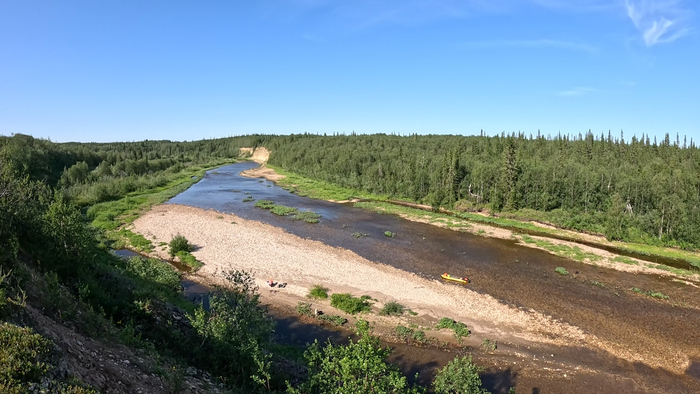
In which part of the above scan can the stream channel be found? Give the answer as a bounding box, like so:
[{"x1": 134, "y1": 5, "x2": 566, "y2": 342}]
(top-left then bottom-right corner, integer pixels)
[{"x1": 132, "y1": 162, "x2": 700, "y2": 392}]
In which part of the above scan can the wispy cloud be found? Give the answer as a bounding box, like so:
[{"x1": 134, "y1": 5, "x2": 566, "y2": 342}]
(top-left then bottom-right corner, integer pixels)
[
  {"x1": 459, "y1": 39, "x2": 598, "y2": 54},
  {"x1": 558, "y1": 87, "x2": 595, "y2": 97},
  {"x1": 625, "y1": 0, "x2": 692, "y2": 46}
]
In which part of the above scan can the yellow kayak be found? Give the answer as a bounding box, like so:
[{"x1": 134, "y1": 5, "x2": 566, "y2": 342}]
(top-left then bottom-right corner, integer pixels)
[{"x1": 441, "y1": 273, "x2": 469, "y2": 284}]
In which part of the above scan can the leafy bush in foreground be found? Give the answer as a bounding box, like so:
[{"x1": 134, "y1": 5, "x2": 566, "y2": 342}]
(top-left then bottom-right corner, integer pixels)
[
  {"x1": 432, "y1": 355, "x2": 489, "y2": 394},
  {"x1": 289, "y1": 320, "x2": 423, "y2": 394}
]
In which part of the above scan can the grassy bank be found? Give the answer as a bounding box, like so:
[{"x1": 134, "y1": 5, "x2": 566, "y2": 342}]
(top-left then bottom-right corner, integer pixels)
[
  {"x1": 88, "y1": 160, "x2": 233, "y2": 252},
  {"x1": 267, "y1": 165, "x2": 390, "y2": 201}
]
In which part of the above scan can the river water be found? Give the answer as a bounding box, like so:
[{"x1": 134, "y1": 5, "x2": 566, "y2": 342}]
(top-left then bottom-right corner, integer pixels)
[{"x1": 166, "y1": 162, "x2": 700, "y2": 393}]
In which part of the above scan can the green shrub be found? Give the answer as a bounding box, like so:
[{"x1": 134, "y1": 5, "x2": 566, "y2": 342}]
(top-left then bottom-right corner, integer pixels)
[
  {"x1": 379, "y1": 301, "x2": 405, "y2": 316},
  {"x1": 352, "y1": 232, "x2": 368, "y2": 238},
  {"x1": 394, "y1": 325, "x2": 427, "y2": 344},
  {"x1": 307, "y1": 285, "x2": 329, "y2": 300},
  {"x1": 330, "y1": 293, "x2": 372, "y2": 315},
  {"x1": 317, "y1": 314, "x2": 347, "y2": 326},
  {"x1": 169, "y1": 234, "x2": 192, "y2": 257},
  {"x1": 0, "y1": 323, "x2": 52, "y2": 388},
  {"x1": 435, "y1": 318, "x2": 470, "y2": 343},
  {"x1": 296, "y1": 302, "x2": 313, "y2": 317},
  {"x1": 384, "y1": 231, "x2": 395, "y2": 237},
  {"x1": 432, "y1": 356, "x2": 488, "y2": 394},
  {"x1": 554, "y1": 267, "x2": 569, "y2": 275},
  {"x1": 481, "y1": 338, "x2": 497, "y2": 351},
  {"x1": 290, "y1": 320, "x2": 422, "y2": 394}
]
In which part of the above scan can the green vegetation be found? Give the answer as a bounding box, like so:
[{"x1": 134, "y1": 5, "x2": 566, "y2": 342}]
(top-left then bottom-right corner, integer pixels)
[
  {"x1": 307, "y1": 285, "x2": 329, "y2": 300},
  {"x1": 613, "y1": 256, "x2": 639, "y2": 265},
  {"x1": 267, "y1": 165, "x2": 386, "y2": 202},
  {"x1": 289, "y1": 320, "x2": 425, "y2": 394},
  {"x1": 379, "y1": 301, "x2": 405, "y2": 316},
  {"x1": 520, "y1": 234, "x2": 601, "y2": 263},
  {"x1": 296, "y1": 302, "x2": 348, "y2": 326},
  {"x1": 394, "y1": 324, "x2": 427, "y2": 344},
  {"x1": 432, "y1": 355, "x2": 489, "y2": 394},
  {"x1": 330, "y1": 293, "x2": 372, "y2": 315},
  {"x1": 254, "y1": 199, "x2": 275, "y2": 209},
  {"x1": 352, "y1": 231, "x2": 369, "y2": 238},
  {"x1": 384, "y1": 230, "x2": 396, "y2": 237},
  {"x1": 435, "y1": 318, "x2": 471, "y2": 343},
  {"x1": 169, "y1": 234, "x2": 192, "y2": 257},
  {"x1": 555, "y1": 267, "x2": 569, "y2": 275},
  {"x1": 254, "y1": 199, "x2": 321, "y2": 223},
  {"x1": 296, "y1": 302, "x2": 313, "y2": 317},
  {"x1": 317, "y1": 314, "x2": 347, "y2": 326},
  {"x1": 481, "y1": 338, "x2": 498, "y2": 351},
  {"x1": 631, "y1": 287, "x2": 670, "y2": 300}
]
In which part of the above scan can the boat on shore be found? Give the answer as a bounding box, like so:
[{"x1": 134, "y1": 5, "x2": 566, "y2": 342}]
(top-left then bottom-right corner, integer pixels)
[{"x1": 441, "y1": 273, "x2": 469, "y2": 284}]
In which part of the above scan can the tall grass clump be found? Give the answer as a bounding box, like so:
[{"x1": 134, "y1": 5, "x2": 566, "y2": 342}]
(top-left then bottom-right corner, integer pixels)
[
  {"x1": 307, "y1": 285, "x2": 329, "y2": 300},
  {"x1": 379, "y1": 301, "x2": 405, "y2": 316},
  {"x1": 330, "y1": 293, "x2": 372, "y2": 315},
  {"x1": 435, "y1": 318, "x2": 470, "y2": 343}
]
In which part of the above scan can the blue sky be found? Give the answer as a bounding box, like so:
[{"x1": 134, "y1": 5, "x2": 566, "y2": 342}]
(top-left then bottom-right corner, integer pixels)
[{"x1": 0, "y1": 0, "x2": 698, "y2": 143}]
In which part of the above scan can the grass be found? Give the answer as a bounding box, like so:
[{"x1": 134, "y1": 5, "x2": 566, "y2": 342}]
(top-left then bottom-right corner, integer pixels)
[
  {"x1": 520, "y1": 234, "x2": 601, "y2": 263},
  {"x1": 330, "y1": 293, "x2": 372, "y2": 315},
  {"x1": 317, "y1": 314, "x2": 347, "y2": 326},
  {"x1": 87, "y1": 161, "x2": 230, "y2": 245},
  {"x1": 254, "y1": 200, "x2": 321, "y2": 223},
  {"x1": 394, "y1": 324, "x2": 427, "y2": 344},
  {"x1": 631, "y1": 287, "x2": 669, "y2": 300},
  {"x1": 379, "y1": 301, "x2": 405, "y2": 316},
  {"x1": 613, "y1": 256, "x2": 639, "y2": 265},
  {"x1": 481, "y1": 339, "x2": 498, "y2": 351},
  {"x1": 555, "y1": 267, "x2": 569, "y2": 275},
  {"x1": 174, "y1": 251, "x2": 203, "y2": 269},
  {"x1": 296, "y1": 302, "x2": 347, "y2": 326},
  {"x1": 269, "y1": 205, "x2": 298, "y2": 216},
  {"x1": 307, "y1": 285, "x2": 329, "y2": 300},
  {"x1": 266, "y1": 165, "x2": 387, "y2": 202},
  {"x1": 296, "y1": 302, "x2": 313, "y2": 317},
  {"x1": 435, "y1": 318, "x2": 470, "y2": 343}
]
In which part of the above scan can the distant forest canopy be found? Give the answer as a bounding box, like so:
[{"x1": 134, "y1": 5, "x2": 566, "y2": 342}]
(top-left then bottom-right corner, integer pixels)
[{"x1": 2, "y1": 131, "x2": 699, "y2": 249}]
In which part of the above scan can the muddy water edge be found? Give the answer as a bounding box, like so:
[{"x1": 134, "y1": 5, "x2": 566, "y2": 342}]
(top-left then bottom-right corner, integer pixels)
[{"x1": 162, "y1": 162, "x2": 700, "y2": 393}]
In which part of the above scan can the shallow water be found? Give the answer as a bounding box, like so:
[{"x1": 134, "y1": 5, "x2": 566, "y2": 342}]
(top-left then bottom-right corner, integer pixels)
[{"x1": 166, "y1": 162, "x2": 700, "y2": 392}]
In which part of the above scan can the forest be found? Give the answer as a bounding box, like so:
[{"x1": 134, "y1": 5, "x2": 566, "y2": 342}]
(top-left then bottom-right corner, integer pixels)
[{"x1": 264, "y1": 131, "x2": 700, "y2": 250}]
